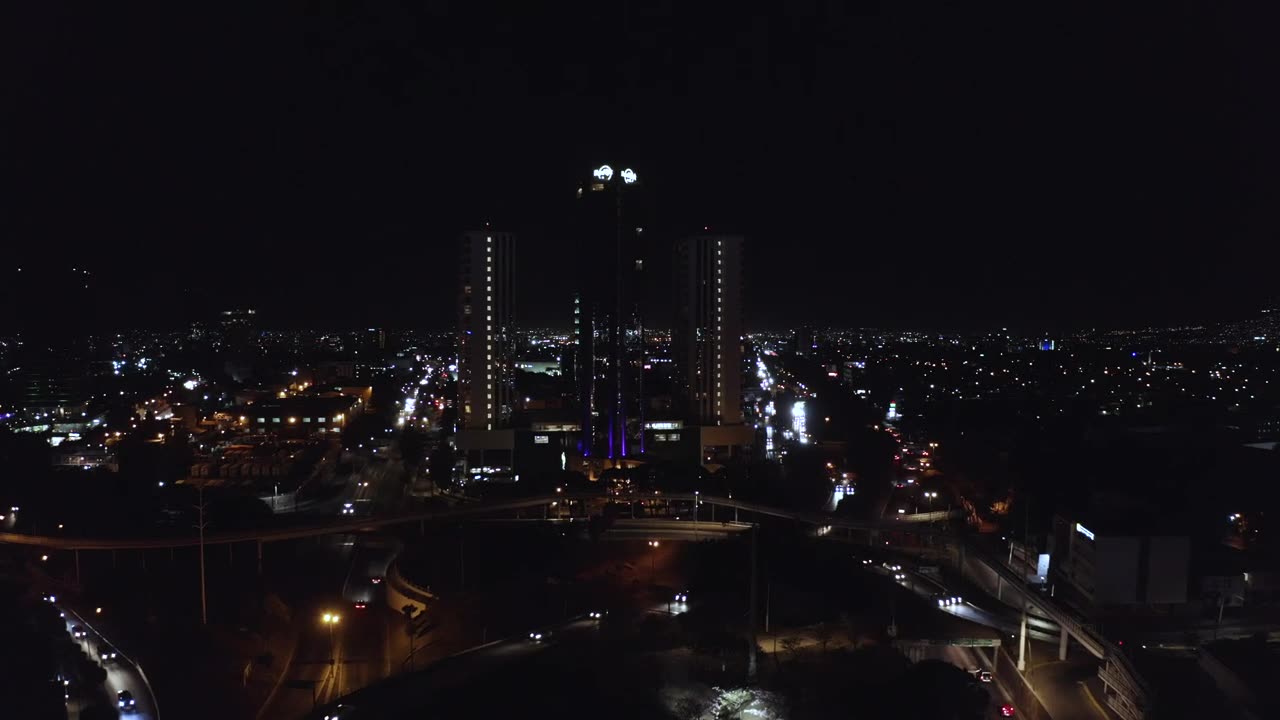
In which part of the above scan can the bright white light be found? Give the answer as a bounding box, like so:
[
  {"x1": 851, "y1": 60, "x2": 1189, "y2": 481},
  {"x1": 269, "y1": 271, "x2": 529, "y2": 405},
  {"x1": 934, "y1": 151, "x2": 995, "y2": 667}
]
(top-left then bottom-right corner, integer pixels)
[
  {"x1": 1075, "y1": 523, "x2": 1095, "y2": 541},
  {"x1": 592, "y1": 165, "x2": 613, "y2": 181},
  {"x1": 792, "y1": 400, "x2": 807, "y2": 440},
  {"x1": 620, "y1": 168, "x2": 637, "y2": 184}
]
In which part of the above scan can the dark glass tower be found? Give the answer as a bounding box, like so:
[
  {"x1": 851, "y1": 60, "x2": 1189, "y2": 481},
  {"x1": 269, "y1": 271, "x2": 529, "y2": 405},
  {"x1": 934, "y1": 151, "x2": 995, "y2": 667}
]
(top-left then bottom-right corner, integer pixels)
[{"x1": 572, "y1": 165, "x2": 646, "y2": 459}]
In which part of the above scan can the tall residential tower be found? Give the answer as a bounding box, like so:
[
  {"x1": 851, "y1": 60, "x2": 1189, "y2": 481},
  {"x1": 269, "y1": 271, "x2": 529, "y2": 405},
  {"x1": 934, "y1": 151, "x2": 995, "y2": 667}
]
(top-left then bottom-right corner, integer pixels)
[
  {"x1": 457, "y1": 230, "x2": 516, "y2": 431},
  {"x1": 673, "y1": 233, "x2": 744, "y2": 426}
]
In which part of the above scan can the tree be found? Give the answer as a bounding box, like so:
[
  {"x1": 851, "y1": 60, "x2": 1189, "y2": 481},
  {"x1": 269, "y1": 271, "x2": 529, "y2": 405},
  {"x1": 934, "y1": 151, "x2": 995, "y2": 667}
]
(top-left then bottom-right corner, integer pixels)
[
  {"x1": 779, "y1": 636, "x2": 803, "y2": 660},
  {"x1": 780, "y1": 447, "x2": 830, "y2": 509},
  {"x1": 674, "y1": 696, "x2": 705, "y2": 720},
  {"x1": 428, "y1": 444, "x2": 455, "y2": 490},
  {"x1": 399, "y1": 428, "x2": 430, "y2": 468},
  {"x1": 812, "y1": 622, "x2": 836, "y2": 655}
]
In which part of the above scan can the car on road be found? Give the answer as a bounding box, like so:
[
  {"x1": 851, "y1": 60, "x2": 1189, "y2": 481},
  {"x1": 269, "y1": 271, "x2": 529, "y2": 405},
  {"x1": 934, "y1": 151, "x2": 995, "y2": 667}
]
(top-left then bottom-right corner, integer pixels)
[
  {"x1": 341, "y1": 502, "x2": 355, "y2": 515},
  {"x1": 969, "y1": 668, "x2": 992, "y2": 683},
  {"x1": 71, "y1": 625, "x2": 87, "y2": 639},
  {"x1": 353, "y1": 601, "x2": 367, "y2": 610},
  {"x1": 117, "y1": 690, "x2": 137, "y2": 712},
  {"x1": 674, "y1": 592, "x2": 689, "y2": 603},
  {"x1": 999, "y1": 703, "x2": 1016, "y2": 717},
  {"x1": 528, "y1": 629, "x2": 552, "y2": 642},
  {"x1": 42, "y1": 593, "x2": 57, "y2": 603},
  {"x1": 588, "y1": 610, "x2": 606, "y2": 620},
  {"x1": 324, "y1": 704, "x2": 351, "y2": 720},
  {"x1": 99, "y1": 644, "x2": 119, "y2": 662}
]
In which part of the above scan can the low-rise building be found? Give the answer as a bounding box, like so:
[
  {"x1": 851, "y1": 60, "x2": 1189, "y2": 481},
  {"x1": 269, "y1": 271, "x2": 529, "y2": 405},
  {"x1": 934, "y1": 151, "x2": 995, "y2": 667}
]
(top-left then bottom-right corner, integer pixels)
[
  {"x1": 1054, "y1": 509, "x2": 1190, "y2": 612},
  {"x1": 236, "y1": 395, "x2": 360, "y2": 436}
]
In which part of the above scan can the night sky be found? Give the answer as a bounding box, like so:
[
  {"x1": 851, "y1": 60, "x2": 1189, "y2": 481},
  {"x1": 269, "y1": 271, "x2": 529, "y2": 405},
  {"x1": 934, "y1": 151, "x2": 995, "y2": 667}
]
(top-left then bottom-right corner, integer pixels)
[{"x1": 3, "y1": 1, "x2": 1278, "y2": 333}]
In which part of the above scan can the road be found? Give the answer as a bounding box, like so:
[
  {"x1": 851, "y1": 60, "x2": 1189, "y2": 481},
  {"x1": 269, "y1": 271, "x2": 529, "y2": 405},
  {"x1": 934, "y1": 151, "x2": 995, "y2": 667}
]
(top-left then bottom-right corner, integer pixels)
[
  {"x1": 9, "y1": 489, "x2": 1149, "y2": 717},
  {"x1": 1025, "y1": 656, "x2": 1118, "y2": 720},
  {"x1": 863, "y1": 557, "x2": 1115, "y2": 720},
  {"x1": 304, "y1": 614, "x2": 606, "y2": 719},
  {"x1": 60, "y1": 604, "x2": 159, "y2": 720},
  {"x1": 260, "y1": 453, "x2": 403, "y2": 719},
  {"x1": 931, "y1": 644, "x2": 1018, "y2": 718}
]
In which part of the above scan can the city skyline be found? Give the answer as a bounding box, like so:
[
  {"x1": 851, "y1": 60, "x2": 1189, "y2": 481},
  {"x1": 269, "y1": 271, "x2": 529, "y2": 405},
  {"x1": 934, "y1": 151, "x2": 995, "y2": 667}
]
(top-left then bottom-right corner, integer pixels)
[{"x1": 4, "y1": 4, "x2": 1280, "y2": 719}]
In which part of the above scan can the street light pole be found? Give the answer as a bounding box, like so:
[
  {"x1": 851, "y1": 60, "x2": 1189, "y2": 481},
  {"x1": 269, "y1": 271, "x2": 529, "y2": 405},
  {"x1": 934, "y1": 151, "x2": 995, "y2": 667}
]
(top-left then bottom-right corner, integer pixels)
[
  {"x1": 195, "y1": 485, "x2": 208, "y2": 625},
  {"x1": 694, "y1": 491, "x2": 701, "y2": 541},
  {"x1": 748, "y1": 523, "x2": 759, "y2": 681},
  {"x1": 322, "y1": 612, "x2": 341, "y2": 695},
  {"x1": 648, "y1": 540, "x2": 658, "y2": 584}
]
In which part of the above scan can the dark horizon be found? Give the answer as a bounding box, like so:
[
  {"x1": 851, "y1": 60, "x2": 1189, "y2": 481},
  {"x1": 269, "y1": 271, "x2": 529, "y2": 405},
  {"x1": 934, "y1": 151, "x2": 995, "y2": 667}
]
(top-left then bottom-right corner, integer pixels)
[{"x1": 5, "y1": 2, "x2": 1280, "y2": 334}]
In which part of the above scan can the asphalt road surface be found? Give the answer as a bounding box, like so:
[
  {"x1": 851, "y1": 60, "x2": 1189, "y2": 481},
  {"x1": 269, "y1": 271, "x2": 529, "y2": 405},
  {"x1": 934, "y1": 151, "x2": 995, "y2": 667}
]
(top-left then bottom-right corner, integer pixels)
[
  {"x1": 261, "y1": 453, "x2": 403, "y2": 719},
  {"x1": 932, "y1": 645, "x2": 1017, "y2": 719},
  {"x1": 866, "y1": 559, "x2": 1112, "y2": 720},
  {"x1": 304, "y1": 614, "x2": 605, "y2": 719},
  {"x1": 60, "y1": 605, "x2": 160, "y2": 720}
]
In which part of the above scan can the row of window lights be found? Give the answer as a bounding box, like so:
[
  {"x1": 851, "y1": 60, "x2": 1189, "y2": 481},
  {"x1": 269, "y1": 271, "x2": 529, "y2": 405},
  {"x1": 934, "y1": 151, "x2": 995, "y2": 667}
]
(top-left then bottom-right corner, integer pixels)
[
  {"x1": 487, "y1": 238, "x2": 494, "y2": 421},
  {"x1": 250, "y1": 416, "x2": 343, "y2": 424},
  {"x1": 717, "y1": 240, "x2": 723, "y2": 410}
]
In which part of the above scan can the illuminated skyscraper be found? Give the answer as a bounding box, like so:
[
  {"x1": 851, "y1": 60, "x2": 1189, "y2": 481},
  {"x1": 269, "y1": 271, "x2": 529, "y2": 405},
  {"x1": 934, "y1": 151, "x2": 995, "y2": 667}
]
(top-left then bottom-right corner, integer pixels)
[
  {"x1": 673, "y1": 233, "x2": 743, "y2": 426},
  {"x1": 458, "y1": 230, "x2": 516, "y2": 430},
  {"x1": 572, "y1": 165, "x2": 646, "y2": 458}
]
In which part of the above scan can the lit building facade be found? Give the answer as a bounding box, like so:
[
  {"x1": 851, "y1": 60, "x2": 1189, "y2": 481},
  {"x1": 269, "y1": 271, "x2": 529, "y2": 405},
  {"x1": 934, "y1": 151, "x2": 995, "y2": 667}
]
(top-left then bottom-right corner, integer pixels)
[
  {"x1": 1054, "y1": 513, "x2": 1190, "y2": 610},
  {"x1": 571, "y1": 165, "x2": 646, "y2": 458},
  {"x1": 673, "y1": 233, "x2": 743, "y2": 426},
  {"x1": 458, "y1": 230, "x2": 516, "y2": 431}
]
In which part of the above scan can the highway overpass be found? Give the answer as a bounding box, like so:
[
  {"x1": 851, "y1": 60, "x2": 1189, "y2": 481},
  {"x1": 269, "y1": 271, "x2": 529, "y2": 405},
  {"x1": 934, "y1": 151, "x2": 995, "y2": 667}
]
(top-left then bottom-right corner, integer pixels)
[{"x1": 0, "y1": 491, "x2": 1150, "y2": 718}]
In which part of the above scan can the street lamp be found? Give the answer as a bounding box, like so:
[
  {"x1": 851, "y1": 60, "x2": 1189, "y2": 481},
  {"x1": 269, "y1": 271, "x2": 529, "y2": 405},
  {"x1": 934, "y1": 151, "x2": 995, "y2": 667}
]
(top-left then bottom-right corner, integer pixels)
[
  {"x1": 321, "y1": 612, "x2": 341, "y2": 698},
  {"x1": 321, "y1": 612, "x2": 341, "y2": 662},
  {"x1": 648, "y1": 540, "x2": 659, "y2": 584}
]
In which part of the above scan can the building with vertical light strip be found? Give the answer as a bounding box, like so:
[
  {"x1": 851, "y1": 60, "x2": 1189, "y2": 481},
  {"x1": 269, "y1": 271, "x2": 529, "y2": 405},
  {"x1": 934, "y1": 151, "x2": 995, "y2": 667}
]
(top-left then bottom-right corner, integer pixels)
[
  {"x1": 671, "y1": 232, "x2": 752, "y2": 464},
  {"x1": 571, "y1": 165, "x2": 647, "y2": 463},
  {"x1": 457, "y1": 230, "x2": 515, "y2": 432}
]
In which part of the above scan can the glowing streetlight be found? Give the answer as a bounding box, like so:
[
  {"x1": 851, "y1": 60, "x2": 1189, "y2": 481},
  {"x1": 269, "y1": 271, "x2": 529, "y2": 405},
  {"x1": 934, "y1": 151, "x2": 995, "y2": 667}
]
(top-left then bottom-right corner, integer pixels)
[
  {"x1": 647, "y1": 540, "x2": 660, "y2": 583},
  {"x1": 321, "y1": 612, "x2": 341, "y2": 664}
]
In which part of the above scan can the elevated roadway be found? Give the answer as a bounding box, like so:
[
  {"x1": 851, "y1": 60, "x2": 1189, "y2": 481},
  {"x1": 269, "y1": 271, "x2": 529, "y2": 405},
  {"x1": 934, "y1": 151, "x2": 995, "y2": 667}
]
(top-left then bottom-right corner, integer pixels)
[{"x1": 1, "y1": 491, "x2": 1149, "y2": 718}]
